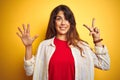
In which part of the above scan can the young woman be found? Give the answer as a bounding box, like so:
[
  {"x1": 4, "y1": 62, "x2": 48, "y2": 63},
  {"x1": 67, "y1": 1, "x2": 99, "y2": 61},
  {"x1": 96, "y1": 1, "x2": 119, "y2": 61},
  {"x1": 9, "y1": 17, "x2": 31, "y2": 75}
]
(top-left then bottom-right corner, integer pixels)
[{"x1": 17, "y1": 5, "x2": 110, "y2": 80}]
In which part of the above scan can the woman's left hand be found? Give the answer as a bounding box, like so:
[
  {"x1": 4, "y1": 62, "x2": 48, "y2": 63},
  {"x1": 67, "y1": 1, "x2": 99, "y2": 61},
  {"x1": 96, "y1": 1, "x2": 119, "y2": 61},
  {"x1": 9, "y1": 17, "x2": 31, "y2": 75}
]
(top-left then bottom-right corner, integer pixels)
[{"x1": 83, "y1": 18, "x2": 101, "y2": 41}]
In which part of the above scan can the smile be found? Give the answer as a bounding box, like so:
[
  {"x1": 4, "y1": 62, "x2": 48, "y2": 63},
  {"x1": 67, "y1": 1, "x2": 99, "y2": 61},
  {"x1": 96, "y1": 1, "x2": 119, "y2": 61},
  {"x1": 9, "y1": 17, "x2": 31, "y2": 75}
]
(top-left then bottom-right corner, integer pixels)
[{"x1": 59, "y1": 27, "x2": 67, "y2": 30}]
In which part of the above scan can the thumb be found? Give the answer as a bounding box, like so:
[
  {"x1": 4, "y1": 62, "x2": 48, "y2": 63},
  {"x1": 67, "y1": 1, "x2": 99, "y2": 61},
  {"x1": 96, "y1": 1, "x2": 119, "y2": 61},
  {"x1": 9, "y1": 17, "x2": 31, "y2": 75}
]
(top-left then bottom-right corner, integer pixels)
[
  {"x1": 89, "y1": 32, "x2": 96, "y2": 36},
  {"x1": 89, "y1": 32, "x2": 94, "y2": 36},
  {"x1": 33, "y1": 34, "x2": 39, "y2": 41}
]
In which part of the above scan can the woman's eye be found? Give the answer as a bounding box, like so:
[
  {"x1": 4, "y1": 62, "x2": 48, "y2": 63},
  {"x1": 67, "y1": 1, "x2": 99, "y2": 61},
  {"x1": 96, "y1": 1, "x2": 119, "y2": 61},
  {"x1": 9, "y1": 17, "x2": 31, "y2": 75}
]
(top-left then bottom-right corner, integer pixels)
[{"x1": 56, "y1": 17, "x2": 62, "y2": 21}]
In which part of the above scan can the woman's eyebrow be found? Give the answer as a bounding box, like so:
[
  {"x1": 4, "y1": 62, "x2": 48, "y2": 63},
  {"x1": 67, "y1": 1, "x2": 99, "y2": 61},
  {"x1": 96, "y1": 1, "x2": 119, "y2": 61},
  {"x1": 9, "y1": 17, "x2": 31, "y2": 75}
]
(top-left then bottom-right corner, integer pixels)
[{"x1": 56, "y1": 16, "x2": 61, "y2": 18}]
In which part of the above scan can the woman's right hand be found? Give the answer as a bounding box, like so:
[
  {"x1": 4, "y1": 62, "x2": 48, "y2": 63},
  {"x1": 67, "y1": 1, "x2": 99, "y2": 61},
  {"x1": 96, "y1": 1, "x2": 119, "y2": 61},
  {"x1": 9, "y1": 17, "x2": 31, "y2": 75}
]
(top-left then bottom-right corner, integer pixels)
[{"x1": 16, "y1": 24, "x2": 38, "y2": 47}]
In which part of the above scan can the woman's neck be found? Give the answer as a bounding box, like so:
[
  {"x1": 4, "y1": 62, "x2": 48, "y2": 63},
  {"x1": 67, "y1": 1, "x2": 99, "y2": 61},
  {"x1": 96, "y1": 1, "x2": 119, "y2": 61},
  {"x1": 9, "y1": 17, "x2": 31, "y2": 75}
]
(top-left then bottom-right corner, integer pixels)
[{"x1": 56, "y1": 34, "x2": 67, "y2": 41}]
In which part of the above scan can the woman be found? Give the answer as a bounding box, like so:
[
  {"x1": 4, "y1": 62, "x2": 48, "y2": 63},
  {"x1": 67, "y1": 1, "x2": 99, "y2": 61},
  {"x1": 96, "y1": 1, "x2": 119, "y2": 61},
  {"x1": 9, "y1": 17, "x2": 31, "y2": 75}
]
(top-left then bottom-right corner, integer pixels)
[{"x1": 16, "y1": 5, "x2": 110, "y2": 80}]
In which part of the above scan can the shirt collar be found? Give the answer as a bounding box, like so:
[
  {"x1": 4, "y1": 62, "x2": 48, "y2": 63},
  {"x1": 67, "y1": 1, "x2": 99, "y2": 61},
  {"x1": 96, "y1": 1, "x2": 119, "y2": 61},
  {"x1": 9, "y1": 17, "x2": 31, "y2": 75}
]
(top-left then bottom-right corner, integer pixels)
[{"x1": 48, "y1": 37, "x2": 55, "y2": 47}]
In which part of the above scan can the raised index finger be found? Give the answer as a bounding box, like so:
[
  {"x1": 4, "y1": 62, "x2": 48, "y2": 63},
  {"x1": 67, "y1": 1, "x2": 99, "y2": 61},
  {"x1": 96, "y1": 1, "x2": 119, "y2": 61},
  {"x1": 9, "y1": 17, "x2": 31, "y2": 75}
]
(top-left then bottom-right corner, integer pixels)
[{"x1": 92, "y1": 18, "x2": 95, "y2": 27}]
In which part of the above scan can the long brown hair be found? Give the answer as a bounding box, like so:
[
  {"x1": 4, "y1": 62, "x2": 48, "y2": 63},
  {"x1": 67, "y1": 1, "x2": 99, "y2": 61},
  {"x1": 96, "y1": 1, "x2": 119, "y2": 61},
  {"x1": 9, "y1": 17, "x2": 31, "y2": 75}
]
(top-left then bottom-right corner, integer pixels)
[{"x1": 45, "y1": 5, "x2": 86, "y2": 49}]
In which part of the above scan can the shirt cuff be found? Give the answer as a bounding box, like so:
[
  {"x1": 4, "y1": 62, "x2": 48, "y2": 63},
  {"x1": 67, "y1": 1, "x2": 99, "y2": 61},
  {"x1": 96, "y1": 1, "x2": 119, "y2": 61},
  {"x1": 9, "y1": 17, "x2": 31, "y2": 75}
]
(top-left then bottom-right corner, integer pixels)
[
  {"x1": 24, "y1": 55, "x2": 35, "y2": 66},
  {"x1": 94, "y1": 45, "x2": 108, "y2": 55}
]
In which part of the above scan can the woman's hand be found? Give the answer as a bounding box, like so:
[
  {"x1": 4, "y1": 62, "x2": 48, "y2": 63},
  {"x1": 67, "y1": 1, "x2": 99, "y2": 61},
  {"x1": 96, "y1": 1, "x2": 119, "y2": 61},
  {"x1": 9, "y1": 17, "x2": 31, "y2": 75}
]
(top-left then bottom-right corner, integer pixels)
[
  {"x1": 83, "y1": 18, "x2": 100, "y2": 41},
  {"x1": 83, "y1": 18, "x2": 103, "y2": 46},
  {"x1": 16, "y1": 24, "x2": 38, "y2": 47}
]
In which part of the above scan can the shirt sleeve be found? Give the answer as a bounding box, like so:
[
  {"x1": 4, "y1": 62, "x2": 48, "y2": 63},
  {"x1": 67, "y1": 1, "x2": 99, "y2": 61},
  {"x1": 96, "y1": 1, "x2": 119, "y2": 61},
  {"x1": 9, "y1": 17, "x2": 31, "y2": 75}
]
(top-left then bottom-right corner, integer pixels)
[
  {"x1": 24, "y1": 55, "x2": 35, "y2": 76},
  {"x1": 91, "y1": 45, "x2": 110, "y2": 70}
]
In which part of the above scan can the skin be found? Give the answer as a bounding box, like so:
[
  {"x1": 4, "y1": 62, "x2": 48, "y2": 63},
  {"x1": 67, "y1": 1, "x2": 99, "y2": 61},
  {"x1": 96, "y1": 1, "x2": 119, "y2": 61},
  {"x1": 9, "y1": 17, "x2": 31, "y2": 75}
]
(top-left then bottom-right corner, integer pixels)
[
  {"x1": 16, "y1": 24, "x2": 38, "y2": 60},
  {"x1": 83, "y1": 18, "x2": 103, "y2": 46},
  {"x1": 16, "y1": 11, "x2": 102, "y2": 60},
  {"x1": 55, "y1": 11, "x2": 70, "y2": 41}
]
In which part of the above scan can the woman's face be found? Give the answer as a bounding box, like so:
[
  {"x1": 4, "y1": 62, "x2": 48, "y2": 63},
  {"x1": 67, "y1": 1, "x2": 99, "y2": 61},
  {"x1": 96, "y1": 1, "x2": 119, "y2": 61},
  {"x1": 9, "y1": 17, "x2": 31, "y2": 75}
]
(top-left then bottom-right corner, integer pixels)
[{"x1": 55, "y1": 11, "x2": 70, "y2": 36}]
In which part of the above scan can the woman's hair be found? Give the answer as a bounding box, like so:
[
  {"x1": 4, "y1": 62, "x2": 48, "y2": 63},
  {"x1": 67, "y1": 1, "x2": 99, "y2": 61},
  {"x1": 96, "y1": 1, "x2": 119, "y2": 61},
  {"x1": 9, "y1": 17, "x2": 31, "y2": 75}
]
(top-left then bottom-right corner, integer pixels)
[{"x1": 45, "y1": 4, "x2": 85, "y2": 48}]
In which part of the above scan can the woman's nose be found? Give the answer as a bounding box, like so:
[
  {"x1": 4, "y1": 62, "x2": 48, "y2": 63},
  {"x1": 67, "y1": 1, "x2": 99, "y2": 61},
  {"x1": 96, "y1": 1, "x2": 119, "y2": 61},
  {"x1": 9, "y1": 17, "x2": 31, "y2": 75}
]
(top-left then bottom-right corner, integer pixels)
[{"x1": 61, "y1": 19, "x2": 66, "y2": 24}]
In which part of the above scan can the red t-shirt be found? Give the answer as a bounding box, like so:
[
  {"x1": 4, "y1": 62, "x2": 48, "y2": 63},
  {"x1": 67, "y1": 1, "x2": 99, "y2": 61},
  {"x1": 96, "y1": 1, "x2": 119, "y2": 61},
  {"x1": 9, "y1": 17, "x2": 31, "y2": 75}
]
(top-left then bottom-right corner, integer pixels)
[{"x1": 48, "y1": 37, "x2": 75, "y2": 80}]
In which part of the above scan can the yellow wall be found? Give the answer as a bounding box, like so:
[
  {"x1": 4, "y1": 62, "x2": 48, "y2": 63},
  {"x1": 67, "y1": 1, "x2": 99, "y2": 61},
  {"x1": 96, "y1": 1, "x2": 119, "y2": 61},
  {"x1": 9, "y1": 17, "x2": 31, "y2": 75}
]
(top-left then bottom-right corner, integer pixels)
[{"x1": 0, "y1": 0, "x2": 120, "y2": 80}]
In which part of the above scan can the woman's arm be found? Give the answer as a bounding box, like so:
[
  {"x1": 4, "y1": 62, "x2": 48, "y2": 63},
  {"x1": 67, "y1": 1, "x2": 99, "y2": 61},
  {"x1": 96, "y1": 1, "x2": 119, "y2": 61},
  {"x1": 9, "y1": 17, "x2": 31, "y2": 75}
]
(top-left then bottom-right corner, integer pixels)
[
  {"x1": 83, "y1": 18, "x2": 110, "y2": 70},
  {"x1": 16, "y1": 24, "x2": 38, "y2": 75},
  {"x1": 91, "y1": 45, "x2": 110, "y2": 70}
]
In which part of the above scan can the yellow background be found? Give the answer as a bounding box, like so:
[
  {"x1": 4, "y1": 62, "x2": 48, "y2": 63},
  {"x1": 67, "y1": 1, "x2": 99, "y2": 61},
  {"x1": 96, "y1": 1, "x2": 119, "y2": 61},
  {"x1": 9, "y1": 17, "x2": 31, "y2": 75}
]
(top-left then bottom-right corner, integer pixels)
[{"x1": 0, "y1": 0, "x2": 120, "y2": 80}]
